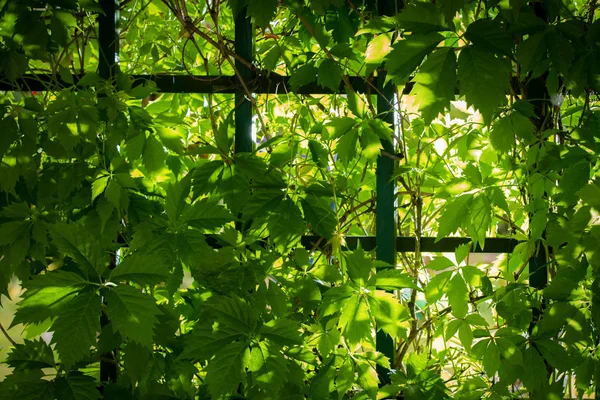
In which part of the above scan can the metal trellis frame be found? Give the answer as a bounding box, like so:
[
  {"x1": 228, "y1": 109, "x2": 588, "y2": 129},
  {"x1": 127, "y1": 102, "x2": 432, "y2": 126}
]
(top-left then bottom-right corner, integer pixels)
[{"x1": 0, "y1": 0, "x2": 547, "y2": 389}]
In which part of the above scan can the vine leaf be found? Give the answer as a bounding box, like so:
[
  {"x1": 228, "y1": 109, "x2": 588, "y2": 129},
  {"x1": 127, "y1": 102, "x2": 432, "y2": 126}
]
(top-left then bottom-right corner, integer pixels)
[
  {"x1": 458, "y1": 46, "x2": 510, "y2": 122},
  {"x1": 105, "y1": 285, "x2": 160, "y2": 348},
  {"x1": 49, "y1": 222, "x2": 107, "y2": 278},
  {"x1": 181, "y1": 198, "x2": 235, "y2": 231},
  {"x1": 6, "y1": 339, "x2": 55, "y2": 371},
  {"x1": 336, "y1": 128, "x2": 359, "y2": 166},
  {"x1": 179, "y1": 322, "x2": 245, "y2": 361},
  {"x1": 205, "y1": 341, "x2": 250, "y2": 399},
  {"x1": 54, "y1": 373, "x2": 101, "y2": 400},
  {"x1": 260, "y1": 318, "x2": 303, "y2": 346},
  {"x1": 386, "y1": 33, "x2": 444, "y2": 84},
  {"x1": 368, "y1": 290, "x2": 411, "y2": 339},
  {"x1": 202, "y1": 296, "x2": 259, "y2": 335},
  {"x1": 267, "y1": 199, "x2": 304, "y2": 253},
  {"x1": 0, "y1": 371, "x2": 55, "y2": 400},
  {"x1": 52, "y1": 291, "x2": 101, "y2": 369},
  {"x1": 367, "y1": 269, "x2": 418, "y2": 290},
  {"x1": 413, "y1": 47, "x2": 457, "y2": 124},
  {"x1": 248, "y1": 341, "x2": 289, "y2": 393},
  {"x1": 466, "y1": 194, "x2": 492, "y2": 250},
  {"x1": 317, "y1": 59, "x2": 342, "y2": 91},
  {"x1": 394, "y1": 3, "x2": 450, "y2": 33},
  {"x1": 465, "y1": 18, "x2": 514, "y2": 57},
  {"x1": 339, "y1": 293, "x2": 372, "y2": 347},
  {"x1": 302, "y1": 192, "x2": 334, "y2": 230},
  {"x1": 436, "y1": 194, "x2": 473, "y2": 240},
  {"x1": 248, "y1": 0, "x2": 278, "y2": 30},
  {"x1": 344, "y1": 247, "x2": 372, "y2": 287},
  {"x1": 447, "y1": 273, "x2": 469, "y2": 318},
  {"x1": 12, "y1": 271, "x2": 89, "y2": 326},
  {"x1": 108, "y1": 253, "x2": 171, "y2": 286}
]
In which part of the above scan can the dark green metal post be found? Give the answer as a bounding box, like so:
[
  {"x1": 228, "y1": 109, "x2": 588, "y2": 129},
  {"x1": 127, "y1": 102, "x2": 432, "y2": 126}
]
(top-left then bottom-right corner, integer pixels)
[
  {"x1": 234, "y1": 7, "x2": 253, "y2": 154},
  {"x1": 527, "y1": 2, "x2": 549, "y2": 293},
  {"x1": 375, "y1": 0, "x2": 397, "y2": 383},
  {"x1": 98, "y1": 0, "x2": 119, "y2": 388},
  {"x1": 98, "y1": 0, "x2": 119, "y2": 80}
]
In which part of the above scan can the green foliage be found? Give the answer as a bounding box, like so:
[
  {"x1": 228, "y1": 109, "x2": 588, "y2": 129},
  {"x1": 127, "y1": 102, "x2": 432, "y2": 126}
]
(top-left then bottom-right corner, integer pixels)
[{"x1": 0, "y1": 0, "x2": 599, "y2": 399}]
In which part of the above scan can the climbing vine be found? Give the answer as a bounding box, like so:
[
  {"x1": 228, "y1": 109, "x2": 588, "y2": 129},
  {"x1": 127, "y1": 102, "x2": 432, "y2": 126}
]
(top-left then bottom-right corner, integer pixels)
[{"x1": 0, "y1": 0, "x2": 600, "y2": 399}]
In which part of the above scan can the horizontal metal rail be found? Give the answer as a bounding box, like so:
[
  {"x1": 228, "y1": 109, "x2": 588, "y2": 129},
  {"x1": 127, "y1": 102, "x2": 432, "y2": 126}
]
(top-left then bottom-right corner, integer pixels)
[
  {"x1": 0, "y1": 73, "x2": 412, "y2": 94},
  {"x1": 300, "y1": 235, "x2": 520, "y2": 253}
]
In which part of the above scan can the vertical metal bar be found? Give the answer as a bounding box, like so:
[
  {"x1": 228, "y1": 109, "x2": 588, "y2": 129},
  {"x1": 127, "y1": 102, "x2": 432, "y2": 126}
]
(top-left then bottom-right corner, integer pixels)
[
  {"x1": 234, "y1": 7, "x2": 253, "y2": 154},
  {"x1": 98, "y1": 0, "x2": 119, "y2": 387},
  {"x1": 527, "y1": 2, "x2": 549, "y2": 293},
  {"x1": 375, "y1": 0, "x2": 397, "y2": 384},
  {"x1": 98, "y1": 0, "x2": 119, "y2": 79}
]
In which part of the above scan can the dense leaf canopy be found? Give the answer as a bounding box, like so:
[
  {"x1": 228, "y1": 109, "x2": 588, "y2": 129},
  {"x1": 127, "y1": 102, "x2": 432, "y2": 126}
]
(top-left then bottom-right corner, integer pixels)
[{"x1": 0, "y1": 0, "x2": 600, "y2": 399}]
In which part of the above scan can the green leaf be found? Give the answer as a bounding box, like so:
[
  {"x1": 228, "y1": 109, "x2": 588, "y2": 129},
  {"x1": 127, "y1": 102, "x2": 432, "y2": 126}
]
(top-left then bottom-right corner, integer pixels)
[
  {"x1": 359, "y1": 124, "x2": 382, "y2": 160},
  {"x1": 365, "y1": 33, "x2": 392, "y2": 66},
  {"x1": 367, "y1": 269, "x2": 417, "y2": 290},
  {"x1": 547, "y1": 29, "x2": 573, "y2": 76},
  {"x1": 49, "y1": 222, "x2": 107, "y2": 278},
  {"x1": 368, "y1": 290, "x2": 410, "y2": 339},
  {"x1": 536, "y1": 339, "x2": 569, "y2": 371},
  {"x1": 308, "y1": 139, "x2": 329, "y2": 168},
  {"x1": 104, "y1": 180, "x2": 121, "y2": 209},
  {"x1": 516, "y1": 31, "x2": 548, "y2": 75},
  {"x1": 465, "y1": 19, "x2": 514, "y2": 57},
  {"x1": 436, "y1": 194, "x2": 473, "y2": 240},
  {"x1": 559, "y1": 161, "x2": 590, "y2": 195},
  {"x1": 267, "y1": 199, "x2": 304, "y2": 253},
  {"x1": 202, "y1": 295, "x2": 259, "y2": 335},
  {"x1": 425, "y1": 271, "x2": 452, "y2": 304},
  {"x1": 261, "y1": 318, "x2": 303, "y2": 346},
  {"x1": 248, "y1": 341, "x2": 289, "y2": 393},
  {"x1": 109, "y1": 253, "x2": 170, "y2": 286},
  {"x1": 495, "y1": 337, "x2": 523, "y2": 366},
  {"x1": 300, "y1": 195, "x2": 337, "y2": 239},
  {"x1": 6, "y1": 339, "x2": 55, "y2": 371},
  {"x1": 105, "y1": 285, "x2": 160, "y2": 347},
  {"x1": 13, "y1": 271, "x2": 89, "y2": 326},
  {"x1": 54, "y1": 373, "x2": 100, "y2": 400},
  {"x1": 578, "y1": 181, "x2": 600, "y2": 209},
  {"x1": 289, "y1": 63, "x2": 318, "y2": 91},
  {"x1": 91, "y1": 174, "x2": 109, "y2": 202},
  {"x1": 458, "y1": 321, "x2": 473, "y2": 352},
  {"x1": 181, "y1": 198, "x2": 235, "y2": 230},
  {"x1": 466, "y1": 194, "x2": 492, "y2": 249},
  {"x1": 425, "y1": 256, "x2": 455, "y2": 271},
  {"x1": 325, "y1": 117, "x2": 356, "y2": 139},
  {"x1": 344, "y1": 247, "x2": 372, "y2": 286},
  {"x1": 356, "y1": 360, "x2": 378, "y2": 399},
  {"x1": 448, "y1": 273, "x2": 469, "y2": 318},
  {"x1": 458, "y1": 46, "x2": 510, "y2": 122},
  {"x1": 248, "y1": 0, "x2": 278, "y2": 29},
  {"x1": 386, "y1": 33, "x2": 444, "y2": 84},
  {"x1": 317, "y1": 59, "x2": 342, "y2": 91},
  {"x1": 52, "y1": 291, "x2": 101, "y2": 368},
  {"x1": 482, "y1": 339, "x2": 500, "y2": 376},
  {"x1": 394, "y1": 3, "x2": 450, "y2": 33},
  {"x1": 336, "y1": 357, "x2": 354, "y2": 397},
  {"x1": 179, "y1": 322, "x2": 245, "y2": 361},
  {"x1": 0, "y1": 117, "x2": 19, "y2": 162},
  {"x1": 205, "y1": 341, "x2": 250, "y2": 399},
  {"x1": 413, "y1": 47, "x2": 457, "y2": 124},
  {"x1": 339, "y1": 293, "x2": 372, "y2": 347},
  {"x1": 521, "y1": 346, "x2": 548, "y2": 392},
  {"x1": 336, "y1": 128, "x2": 359, "y2": 166},
  {"x1": 0, "y1": 371, "x2": 55, "y2": 400},
  {"x1": 143, "y1": 135, "x2": 166, "y2": 174}
]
